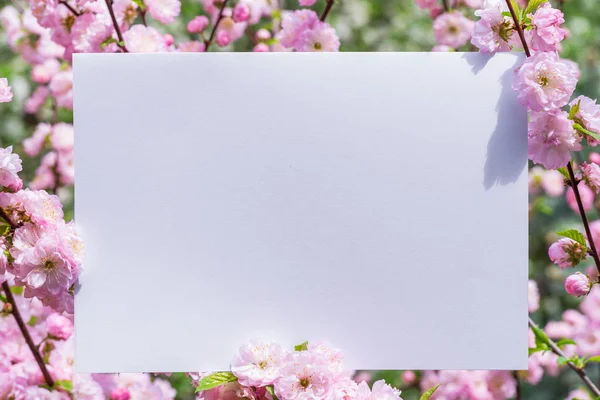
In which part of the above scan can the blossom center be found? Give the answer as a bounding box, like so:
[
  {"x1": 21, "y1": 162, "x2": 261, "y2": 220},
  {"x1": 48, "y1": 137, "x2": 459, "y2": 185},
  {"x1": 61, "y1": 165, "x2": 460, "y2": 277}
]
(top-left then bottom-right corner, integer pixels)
[
  {"x1": 258, "y1": 360, "x2": 267, "y2": 369},
  {"x1": 299, "y1": 377, "x2": 310, "y2": 388},
  {"x1": 313, "y1": 42, "x2": 322, "y2": 50},
  {"x1": 538, "y1": 74, "x2": 549, "y2": 87},
  {"x1": 448, "y1": 25, "x2": 458, "y2": 34}
]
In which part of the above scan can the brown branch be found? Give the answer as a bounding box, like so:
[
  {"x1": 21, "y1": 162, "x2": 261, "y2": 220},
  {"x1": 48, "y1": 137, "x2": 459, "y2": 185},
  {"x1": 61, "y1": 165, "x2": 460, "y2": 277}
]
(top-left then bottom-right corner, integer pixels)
[
  {"x1": 441, "y1": 0, "x2": 450, "y2": 12},
  {"x1": 566, "y1": 162, "x2": 600, "y2": 276},
  {"x1": 320, "y1": 0, "x2": 334, "y2": 22},
  {"x1": 512, "y1": 371, "x2": 521, "y2": 400},
  {"x1": 505, "y1": 0, "x2": 531, "y2": 57},
  {"x1": 105, "y1": 0, "x2": 128, "y2": 52},
  {"x1": 59, "y1": 0, "x2": 80, "y2": 16},
  {"x1": 1, "y1": 282, "x2": 54, "y2": 387},
  {"x1": 204, "y1": 0, "x2": 229, "y2": 51},
  {"x1": 529, "y1": 317, "x2": 600, "y2": 397}
]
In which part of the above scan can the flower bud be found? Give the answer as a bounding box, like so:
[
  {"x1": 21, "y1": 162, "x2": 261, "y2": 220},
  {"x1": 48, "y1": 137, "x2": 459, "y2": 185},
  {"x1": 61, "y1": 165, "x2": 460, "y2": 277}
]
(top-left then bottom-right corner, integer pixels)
[
  {"x1": 187, "y1": 16, "x2": 209, "y2": 33},
  {"x1": 233, "y1": 3, "x2": 250, "y2": 22},
  {"x1": 548, "y1": 238, "x2": 587, "y2": 269},
  {"x1": 46, "y1": 313, "x2": 74, "y2": 340},
  {"x1": 565, "y1": 272, "x2": 592, "y2": 297},
  {"x1": 110, "y1": 387, "x2": 131, "y2": 400}
]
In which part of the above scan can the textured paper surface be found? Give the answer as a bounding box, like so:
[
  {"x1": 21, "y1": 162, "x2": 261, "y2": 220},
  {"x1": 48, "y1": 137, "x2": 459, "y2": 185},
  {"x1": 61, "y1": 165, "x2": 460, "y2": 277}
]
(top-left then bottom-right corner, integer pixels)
[{"x1": 73, "y1": 52, "x2": 528, "y2": 372}]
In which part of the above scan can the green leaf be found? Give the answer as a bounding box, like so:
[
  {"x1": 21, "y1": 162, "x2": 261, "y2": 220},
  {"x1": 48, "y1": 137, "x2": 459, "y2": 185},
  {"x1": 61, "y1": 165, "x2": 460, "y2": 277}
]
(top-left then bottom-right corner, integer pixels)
[
  {"x1": 556, "y1": 339, "x2": 576, "y2": 348},
  {"x1": 10, "y1": 286, "x2": 23, "y2": 295},
  {"x1": 54, "y1": 380, "x2": 73, "y2": 391},
  {"x1": 294, "y1": 341, "x2": 309, "y2": 351},
  {"x1": 556, "y1": 229, "x2": 587, "y2": 247},
  {"x1": 420, "y1": 384, "x2": 442, "y2": 400},
  {"x1": 557, "y1": 167, "x2": 570, "y2": 180},
  {"x1": 532, "y1": 197, "x2": 552, "y2": 215},
  {"x1": 132, "y1": 0, "x2": 146, "y2": 10},
  {"x1": 569, "y1": 100, "x2": 581, "y2": 120},
  {"x1": 574, "y1": 123, "x2": 600, "y2": 142},
  {"x1": 586, "y1": 355, "x2": 600, "y2": 363},
  {"x1": 531, "y1": 324, "x2": 551, "y2": 348},
  {"x1": 100, "y1": 37, "x2": 118, "y2": 49},
  {"x1": 523, "y1": 0, "x2": 547, "y2": 16},
  {"x1": 556, "y1": 356, "x2": 569, "y2": 366},
  {"x1": 27, "y1": 316, "x2": 38, "y2": 326},
  {"x1": 529, "y1": 345, "x2": 548, "y2": 355},
  {"x1": 265, "y1": 386, "x2": 279, "y2": 400},
  {"x1": 195, "y1": 372, "x2": 238, "y2": 392}
]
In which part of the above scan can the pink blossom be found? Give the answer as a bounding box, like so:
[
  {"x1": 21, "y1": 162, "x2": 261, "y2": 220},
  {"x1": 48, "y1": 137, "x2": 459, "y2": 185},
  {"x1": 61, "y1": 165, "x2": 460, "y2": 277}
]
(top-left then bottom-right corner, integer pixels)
[
  {"x1": 0, "y1": 189, "x2": 64, "y2": 228},
  {"x1": 528, "y1": 110, "x2": 581, "y2": 169},
  {"x1": 145, "y1": 0, "x2": 180, "y2": 24},
  {"x1": 415, "y1": 0, "x2": 437, "y2": 9},
  {"x1": 123, "y1": 25, "x2": 168, "y2": 53},
  {"x1": 32, "y1": 59, "x2": 60, "y2": 84},
  {"x1": 541, "y1": 169, "x2": 565, "y2": 197},
  {"x1": 231, "y1": 339, "x2": 283, "y2": 386},
  {"x1": 256, "y1": 28, "x2": 272, "y2": 41},
  {"x1": 46, "y1": 313, "x2": 74, "y2": 339},
  {"x1": 528, "y1": 280, "x2": 540, "y2": 313},
  {"x1": 570, "y1": 96, "x2": 600, "y2": 146},
  {"x1": 471, "y1": 0, "x2": 515, "y2": 52},
  {"x1": 216, "y1": 30, "x2": 231, "y2": 47},
  {"x1": 566, "y1": 389, "x2": 593, "y2": 400},
  {"x1": 177, "y1": 41, "x2": 206, "y2": 52},
  {"x1": 0, "y1": 77, "x2": 13, "y2": 103},
  {"x1": 253, "y1": 43, "x2": 270, "y2": 52},
  {"x1": 0, "y1": 146, "x2": 23, "y2": 191},
  {"x1": 295, "y1": 21, "x2": 340, "y2": 52},
  {"x1": 513, "y1": 51, "x2": 578, "y2": 112},
  {"x1": 299, "y1": 0, "x2": 317, "y2": 5},
  {"x1": 566, "y1": 182, "x2": 595, "y2": 214},
  {"x1": 111, "y1": 387, "x2": 132, "y2": 400},
  {"x1": 528, "y1": 2, "x2": 565, "y2": 52},
  {"x1": 565, "y1": 272, "x2": 592, "y2": 297},
  {"x1": 24, "y1": 86, "x2": 50, "y2": 114},
  {"x1": 369, "y1": 380, "x2": 403, "y2": 399},
  {"x1": 24, "y1": 123, "x2": 52, "y2": 157},
  {"x1": 187, "y1": 15, "x2": 209, "y2": 33},
  {"x1": 50, "y1": 123, "x2": 74, "y2": 153},
  {"x1": 580, "y1": 162, "x2": 600, "y2": 193},
  {"x1": 274, "y1": 351, "x2": 331, "y2": 400},
  {"x1": 277, "y1": 10, "x2": 320, "y2": 49},
  {"x1": 49, "y1": 70, "x2": 73, "y2": 110},
  {"x1": 233, "y1": 3, "x2": 250, "y2": 22},
  {"x1": 433, "y1": 11, "x2": 474, "y2": 48},
  {"x1": 548, "y1": 238, "x2": 587, "y2": 269},
  {"x1": 164, "y1": 34, "x2": 174, "y2": 46}
]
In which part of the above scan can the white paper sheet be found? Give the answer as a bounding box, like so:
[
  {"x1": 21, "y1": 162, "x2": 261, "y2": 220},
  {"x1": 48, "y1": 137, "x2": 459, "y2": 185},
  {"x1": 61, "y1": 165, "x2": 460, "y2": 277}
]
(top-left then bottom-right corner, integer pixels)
[{"x1": 73, "y1": 52, "x2": 528, "y2": 372}]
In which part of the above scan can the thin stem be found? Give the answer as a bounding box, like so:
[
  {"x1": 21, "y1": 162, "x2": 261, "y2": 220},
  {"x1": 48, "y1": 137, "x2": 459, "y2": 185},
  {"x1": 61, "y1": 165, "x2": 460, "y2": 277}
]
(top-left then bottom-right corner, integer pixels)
[
  {"x1": 140, "y1": 9, "x2": 148, "y2": 26},
  {"x1": 105, "y1": 0, "x2": 128, "y2": 52},
  {"x1": 320, "y1": 0, "x2": 334, "y2": 22},
  {"x1": 441, "y1": 0, "x2": 450, "y2": 12},
  {"x1": 204, "y1": 0, "x2": 229, "y2": 51},
  {"x1": 529, "y1": 317, "x2": 600, "y2": 397},
  {"x1": 566, "y1": 162, "x2": 600, "y2": 277},
  {"x1": 0, "y1": 208, "x2": 17, "y2": 230},
  {"x1": 505, "y1": 0, "x2": 531, "y2": 57},
  {"x1": 59, "y1": 0, "x2": 80, "y2": 16}
]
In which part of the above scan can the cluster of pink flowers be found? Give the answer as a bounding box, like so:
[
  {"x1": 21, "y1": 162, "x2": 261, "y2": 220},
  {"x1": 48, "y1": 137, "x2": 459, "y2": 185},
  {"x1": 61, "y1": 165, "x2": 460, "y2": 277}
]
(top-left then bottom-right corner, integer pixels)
[{"x1": 190, "y1": 339, "x2": 403, "y2": 400}]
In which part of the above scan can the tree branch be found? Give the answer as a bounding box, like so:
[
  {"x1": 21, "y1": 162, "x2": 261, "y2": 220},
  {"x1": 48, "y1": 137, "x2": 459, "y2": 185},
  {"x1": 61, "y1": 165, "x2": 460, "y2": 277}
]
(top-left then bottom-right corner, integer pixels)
[
  {"x1": 320, "y1": 0, "x2": 334, "y2": 22},
  {"x1": 204, "y1": 0, "x2": 229, "y2": 51},
  {"x1": 529, "y1": 317, "x2": 600, "y2": 397},
  {"x1": 504, "y1": 0, "x2": 531, "y2": 57},
  {"x1": 59, "y1": 1, "x2": 80, "y2": 16},
  {"x1": 105, "y1": 0, "x2": 128, "y2": 52}
]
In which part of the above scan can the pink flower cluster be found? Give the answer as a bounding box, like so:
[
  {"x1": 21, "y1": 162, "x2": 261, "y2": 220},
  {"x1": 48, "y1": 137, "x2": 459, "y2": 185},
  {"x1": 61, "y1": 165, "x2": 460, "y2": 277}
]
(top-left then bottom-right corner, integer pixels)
[
  {"x1": 193, "y1": 339, "x2": 403, "y2": 400},
  {"x1": 277, "y1": 10, "x2": 340, "y2": 52}
]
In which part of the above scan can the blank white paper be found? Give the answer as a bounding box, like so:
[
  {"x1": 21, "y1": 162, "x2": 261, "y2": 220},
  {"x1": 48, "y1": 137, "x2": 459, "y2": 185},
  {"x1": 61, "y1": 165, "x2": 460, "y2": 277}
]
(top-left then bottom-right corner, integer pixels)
[{"x1": 73, "y1": 52, "x2": 528, "y2": 372}]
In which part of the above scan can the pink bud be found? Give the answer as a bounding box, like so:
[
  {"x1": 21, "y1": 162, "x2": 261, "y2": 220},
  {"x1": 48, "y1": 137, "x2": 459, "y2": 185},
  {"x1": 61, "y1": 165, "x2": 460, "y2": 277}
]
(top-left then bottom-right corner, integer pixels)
[
  {"x1": 46, "y1": 313, "x2": 74, "y2": 340},
  {"x1": 590, "y1": 152, "x2": 600, "y2": 165},
  {"x1": 565, "y1": 272, "x2": 591, "y2": 297},
  {"x1": 548, "y1": 238, "x2": 587, "y2": 269},
  {"x1": 163, "y1": 34, "x2": 174, "y2": 46},
  {"x1": 299, "y1": 0, "x2": 317, "y2": 6},
  {"x1": 253, "y1": 43, "x2": 270, "y2": 52},
  {"x1": 6, "y1": 178, "x2": 23, "y2": 192},
  {"x1": 402, "y1": 370, "x2": 417, "y2": 384},
  {"x1": 233, "y1": 3, "x2": 250, "y2": 22},
  {"x1": 187, "y1": 16, "x2": 209, "y2": 33},
  {"x1": 215, "y1": 30, "x2": 231, "y2": 47},
  {"x1": 110, "y1": 387, "x2": 131, "y2": 400},
  {"x1": 429, "y1": 5, "x2": 443, "y2": 19},
  {"x1": 255, "y1": 28, "x2": 272, "y2": 41},
  {"x1": 354, "y1": 371, "x2": 372, "y2": 384}
]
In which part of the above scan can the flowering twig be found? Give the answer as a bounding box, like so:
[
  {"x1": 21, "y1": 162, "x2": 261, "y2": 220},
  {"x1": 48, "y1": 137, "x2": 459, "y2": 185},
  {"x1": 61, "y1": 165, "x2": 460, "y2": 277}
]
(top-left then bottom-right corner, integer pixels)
[
  {"x1": 529, "y1": 317, "x2": 600, "y2": 396},
  {"x1": 0, "y1": 209, "x2": 54, "y2": 387},
  {"x1": 59, "y1": 1, "x2": 80, "y2": 16},
  {"x1": 105, "y1": 0, "x2": 128, "y2": 52},
  {"x1": 566, "y1": 162, "x2": 600, "y2": 276},
  {"x1": 505, "y1": 0, "x2": 531, "y2": 57},
  {"x1": 505, "y1": 0, "x2": 600, "y2": 277},
  {"x1": 1, "y1": 281, "x2": 55, "y2": 388},
  {"x1": 320, "y1": 0, "x2": 334, "y2": 22},
  {"x1": 204, "y1": 0, "x2": 229, "y2": 51}
]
